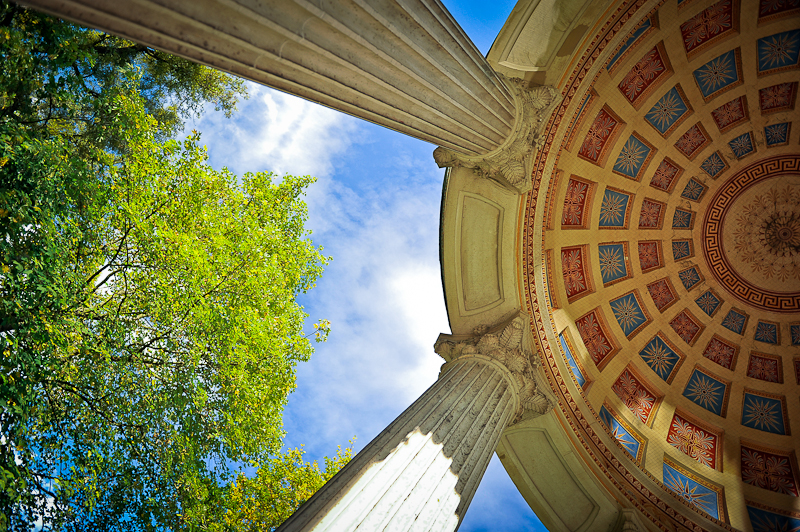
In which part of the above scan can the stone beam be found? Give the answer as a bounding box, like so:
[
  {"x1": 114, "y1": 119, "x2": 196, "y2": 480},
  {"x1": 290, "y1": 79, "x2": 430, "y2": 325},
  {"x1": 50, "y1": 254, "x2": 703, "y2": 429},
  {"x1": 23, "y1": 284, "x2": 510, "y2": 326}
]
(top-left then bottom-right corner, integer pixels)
[{"x1": 20, "y1": 0, "x2": 518, "y2": 157}]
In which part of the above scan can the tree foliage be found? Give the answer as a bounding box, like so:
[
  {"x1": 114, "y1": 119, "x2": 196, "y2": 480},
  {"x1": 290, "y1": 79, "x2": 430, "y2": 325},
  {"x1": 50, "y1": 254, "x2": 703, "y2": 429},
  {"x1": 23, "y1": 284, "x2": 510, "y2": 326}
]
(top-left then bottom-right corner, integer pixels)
[
  {"x1": 203, "y1": 444, "x2": 353, "y2": 531},
  {"x1": 0, "y1": 3, "x2": 345, "y2": 530},
  {"x1": 0, "y1": 2, "x2": 246, "y2": 143}
]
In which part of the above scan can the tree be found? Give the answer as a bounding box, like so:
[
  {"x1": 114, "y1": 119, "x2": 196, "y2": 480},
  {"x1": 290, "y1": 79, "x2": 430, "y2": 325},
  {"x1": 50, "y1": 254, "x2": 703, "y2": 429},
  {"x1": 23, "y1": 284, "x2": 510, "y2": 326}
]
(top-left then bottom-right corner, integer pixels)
[
  {"x1": 0, "y1": 2, "x2": 246, "y2": 143},
  {"x1": 2, "y1": 90, "x2": 331, "y2": 531},
  {"x1": 204, "y1": 443, "x2": 354, "y2": 531},
  {"x1": 0, "y1": 4, "x2": 347, "y2": 530}
]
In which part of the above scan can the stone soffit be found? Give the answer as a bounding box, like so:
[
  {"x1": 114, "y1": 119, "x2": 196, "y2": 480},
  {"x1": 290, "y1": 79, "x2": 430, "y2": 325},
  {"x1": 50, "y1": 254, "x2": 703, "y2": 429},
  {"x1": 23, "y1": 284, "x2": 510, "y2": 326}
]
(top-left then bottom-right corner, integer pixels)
[
  {"x1": 488, "y1": 0, "x2": 593, "y2": 74},
  {"x1": 461, "y1": 0, "x2": 800, "y2": 530}
]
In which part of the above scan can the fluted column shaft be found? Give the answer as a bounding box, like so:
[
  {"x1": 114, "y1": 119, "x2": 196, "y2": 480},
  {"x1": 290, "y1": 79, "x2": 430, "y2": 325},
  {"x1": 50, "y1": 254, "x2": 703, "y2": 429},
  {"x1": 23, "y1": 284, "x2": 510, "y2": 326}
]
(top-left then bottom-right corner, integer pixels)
[
  {"x1": 277, "y1": 354, "x2": 519, "y2": 532},
  {"x1": 20, "y1": 0, "x2": 516, "y2": 156}
]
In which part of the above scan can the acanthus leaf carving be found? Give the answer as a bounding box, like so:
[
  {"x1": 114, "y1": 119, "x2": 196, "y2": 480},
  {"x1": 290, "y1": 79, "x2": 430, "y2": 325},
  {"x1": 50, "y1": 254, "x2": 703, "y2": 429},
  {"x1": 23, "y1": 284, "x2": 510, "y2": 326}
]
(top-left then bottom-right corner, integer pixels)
[
  {"x1": 433, "y1": 315, "x2": 555, "y2": 420},
  {"x1": 432, "y1": 80, "x2": 561, "y2": 194}
]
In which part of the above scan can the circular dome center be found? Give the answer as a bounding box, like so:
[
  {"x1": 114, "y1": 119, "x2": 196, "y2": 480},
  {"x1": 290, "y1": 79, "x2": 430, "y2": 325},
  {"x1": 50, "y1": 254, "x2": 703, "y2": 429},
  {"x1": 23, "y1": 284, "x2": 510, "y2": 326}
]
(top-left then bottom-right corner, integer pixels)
[
  {"x1": 730, "y1": 182, "x2": 800, "y2": 283},
  {"x1": 764, "y1": 213, "x2": 800, "y2": 252},
  {"x1": 703, "y1": 155, "x2": 800, "y2": 312}
]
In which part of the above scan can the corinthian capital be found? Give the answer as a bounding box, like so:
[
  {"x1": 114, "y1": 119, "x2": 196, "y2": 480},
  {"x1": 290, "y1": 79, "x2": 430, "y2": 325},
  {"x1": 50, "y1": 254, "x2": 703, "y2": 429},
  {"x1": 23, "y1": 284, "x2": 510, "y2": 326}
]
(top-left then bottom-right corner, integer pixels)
[
  {"x1": 434, "y1": 313, "x2": 555, "y2": 420},
  {"x1": 432, "y1": 80, "x2": 561, "y2": 194}
]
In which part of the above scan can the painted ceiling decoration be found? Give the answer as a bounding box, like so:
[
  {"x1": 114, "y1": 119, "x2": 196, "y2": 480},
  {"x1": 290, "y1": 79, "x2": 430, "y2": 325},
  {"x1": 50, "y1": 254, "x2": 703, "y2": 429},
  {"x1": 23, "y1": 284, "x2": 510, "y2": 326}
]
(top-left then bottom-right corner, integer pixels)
[{"x1": 523, "y1": 0, "x2": 800, "y2": 529}]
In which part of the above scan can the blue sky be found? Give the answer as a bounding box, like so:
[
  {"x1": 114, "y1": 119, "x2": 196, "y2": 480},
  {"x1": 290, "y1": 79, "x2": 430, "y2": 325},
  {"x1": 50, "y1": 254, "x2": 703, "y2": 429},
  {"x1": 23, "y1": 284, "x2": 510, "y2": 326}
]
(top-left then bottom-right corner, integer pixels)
[{"x1": 188, "y1": 1, "x2": 546, "y2": 529}]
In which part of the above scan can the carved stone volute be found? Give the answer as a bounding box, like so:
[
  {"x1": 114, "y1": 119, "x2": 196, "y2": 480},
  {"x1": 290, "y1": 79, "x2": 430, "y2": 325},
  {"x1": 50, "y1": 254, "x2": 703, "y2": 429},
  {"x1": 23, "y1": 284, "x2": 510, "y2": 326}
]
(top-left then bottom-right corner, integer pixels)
[
  {"x1": 432, "y1": 79, "x2": 561, "y2": 194},
  {"x1": 434, "y1": 314, "x2": 556, "y2": 420}
]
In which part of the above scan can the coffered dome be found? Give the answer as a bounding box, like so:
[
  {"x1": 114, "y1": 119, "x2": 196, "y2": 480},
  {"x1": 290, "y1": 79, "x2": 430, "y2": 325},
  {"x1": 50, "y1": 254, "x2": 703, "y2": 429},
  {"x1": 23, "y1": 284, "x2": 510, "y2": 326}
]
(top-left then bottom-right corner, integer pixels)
[{"x1": 515, "y1": 0, "x2": 800, "y2": 529}]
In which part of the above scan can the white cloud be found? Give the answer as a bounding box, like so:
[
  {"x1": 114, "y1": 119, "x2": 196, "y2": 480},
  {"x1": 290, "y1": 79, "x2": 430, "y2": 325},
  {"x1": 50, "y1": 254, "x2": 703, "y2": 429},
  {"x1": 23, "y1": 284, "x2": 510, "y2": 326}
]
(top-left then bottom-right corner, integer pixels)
[
  {"x1": 187, "y1": 82, "x2": 360, "y2": 178},
  {"x1": 283, "y1": 137, "x2": 450, "y2": 454},
  {"x1": 386, "y1": 265, "x2": 450, "y2": 388}
]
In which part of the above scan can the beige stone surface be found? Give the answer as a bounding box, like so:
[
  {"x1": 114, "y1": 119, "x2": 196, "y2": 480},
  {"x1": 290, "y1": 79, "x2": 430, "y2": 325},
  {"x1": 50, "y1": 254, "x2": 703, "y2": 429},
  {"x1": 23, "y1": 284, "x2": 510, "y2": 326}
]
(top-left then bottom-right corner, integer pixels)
[{"x1": 440, "y1": 166, "x2": 524, "y2": 335}]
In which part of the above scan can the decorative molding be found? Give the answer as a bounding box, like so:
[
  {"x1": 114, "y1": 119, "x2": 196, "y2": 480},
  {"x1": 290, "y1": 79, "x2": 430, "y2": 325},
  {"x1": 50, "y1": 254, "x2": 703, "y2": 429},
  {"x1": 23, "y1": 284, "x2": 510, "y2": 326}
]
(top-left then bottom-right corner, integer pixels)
[
  {"x1": 680, "y1": 0, "x2": 739, "y2": 60},
  {"x1": 662, "y1": 456, "x2": 727, "y2": 521},
  {"x1": 618, "y1": 42, "x2": 673, "y2": 109},
  {"x1": 561, "y1": 175, "x2": 596, "y2": 229},
  {"x1": 613, "y1": 508, "x2": 648, "y2": 532},
  {"x1": 599, "y1": 402, "x2": 647, "y2": 462},
  {"x1": 579, "y1": 105, "x2": 626, "y2": 166},
  {"x1": 612, "y1": 364, "x2": 662, "y2": 426},
  {"x1": 741, "y1": 439, "x2": 800, "y2": 496},
  {"x1": 433, "y1": 80, "x2": 561, "y2": 194},
  {"x1": 562, "y1": 244, "x2": 595, "y2": 302},
  {"x1": 576, "y1": 307, "x2": 621, "y2": 370},
  {"x1": 434, "y1": 314, "x2": 556, "y2": 420}
]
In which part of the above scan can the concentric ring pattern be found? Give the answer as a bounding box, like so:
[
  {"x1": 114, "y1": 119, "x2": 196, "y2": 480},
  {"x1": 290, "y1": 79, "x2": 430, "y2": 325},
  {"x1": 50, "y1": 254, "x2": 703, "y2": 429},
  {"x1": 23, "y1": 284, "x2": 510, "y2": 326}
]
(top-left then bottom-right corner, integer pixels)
[{"x1": 530, "y1": 0, "x2": 800, "y2": 529}]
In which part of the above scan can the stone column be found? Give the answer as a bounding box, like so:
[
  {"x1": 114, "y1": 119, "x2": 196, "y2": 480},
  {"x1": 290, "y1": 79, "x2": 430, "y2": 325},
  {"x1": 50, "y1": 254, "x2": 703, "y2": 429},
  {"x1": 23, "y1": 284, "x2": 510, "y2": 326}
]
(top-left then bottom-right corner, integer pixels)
[
  {"x1": 277, "y1": 315, "x2": 554, "y2": 532},
  {"x1": 20, "y1": 0, "x2": 514, "y2": 156},
  {"x1": 20, "y1": 0, "x2": 561, "y2": 192}
]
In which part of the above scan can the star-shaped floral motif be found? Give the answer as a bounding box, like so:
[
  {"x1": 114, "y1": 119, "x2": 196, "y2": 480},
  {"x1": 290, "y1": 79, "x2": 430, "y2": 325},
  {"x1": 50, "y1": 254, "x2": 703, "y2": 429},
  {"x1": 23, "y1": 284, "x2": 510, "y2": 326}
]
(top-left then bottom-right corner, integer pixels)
[
  {"x1": 685, "y1": 374, "x2": 723, "y2": 412},
  {"x1": 743, "y1": 397, "x2": 783, "y2": 433},
  {"x1": 759, "y1": 31, "x2": 800, "y2": 70},
  {"x1": 696, "y1": 53, "x2": 736, "y2": 93},
  {"x1": 600, "y1": 192, "x2": 628, "y2": 226}
]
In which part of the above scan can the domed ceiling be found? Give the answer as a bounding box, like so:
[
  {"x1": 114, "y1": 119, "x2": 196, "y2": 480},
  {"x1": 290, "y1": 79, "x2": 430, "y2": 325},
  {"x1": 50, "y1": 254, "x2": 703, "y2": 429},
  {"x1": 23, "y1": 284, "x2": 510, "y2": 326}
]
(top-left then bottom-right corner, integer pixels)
[{"x1": 522, "y1": 0, "x2": 800, "y2": 529}]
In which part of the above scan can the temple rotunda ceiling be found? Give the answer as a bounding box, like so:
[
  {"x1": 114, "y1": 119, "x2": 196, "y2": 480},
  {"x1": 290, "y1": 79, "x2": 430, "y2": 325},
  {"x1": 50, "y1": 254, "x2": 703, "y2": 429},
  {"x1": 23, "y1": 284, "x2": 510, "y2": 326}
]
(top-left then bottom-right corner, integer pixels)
[{"x1": 518, "y1": 0, "x2": 800, "y2": 529}]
